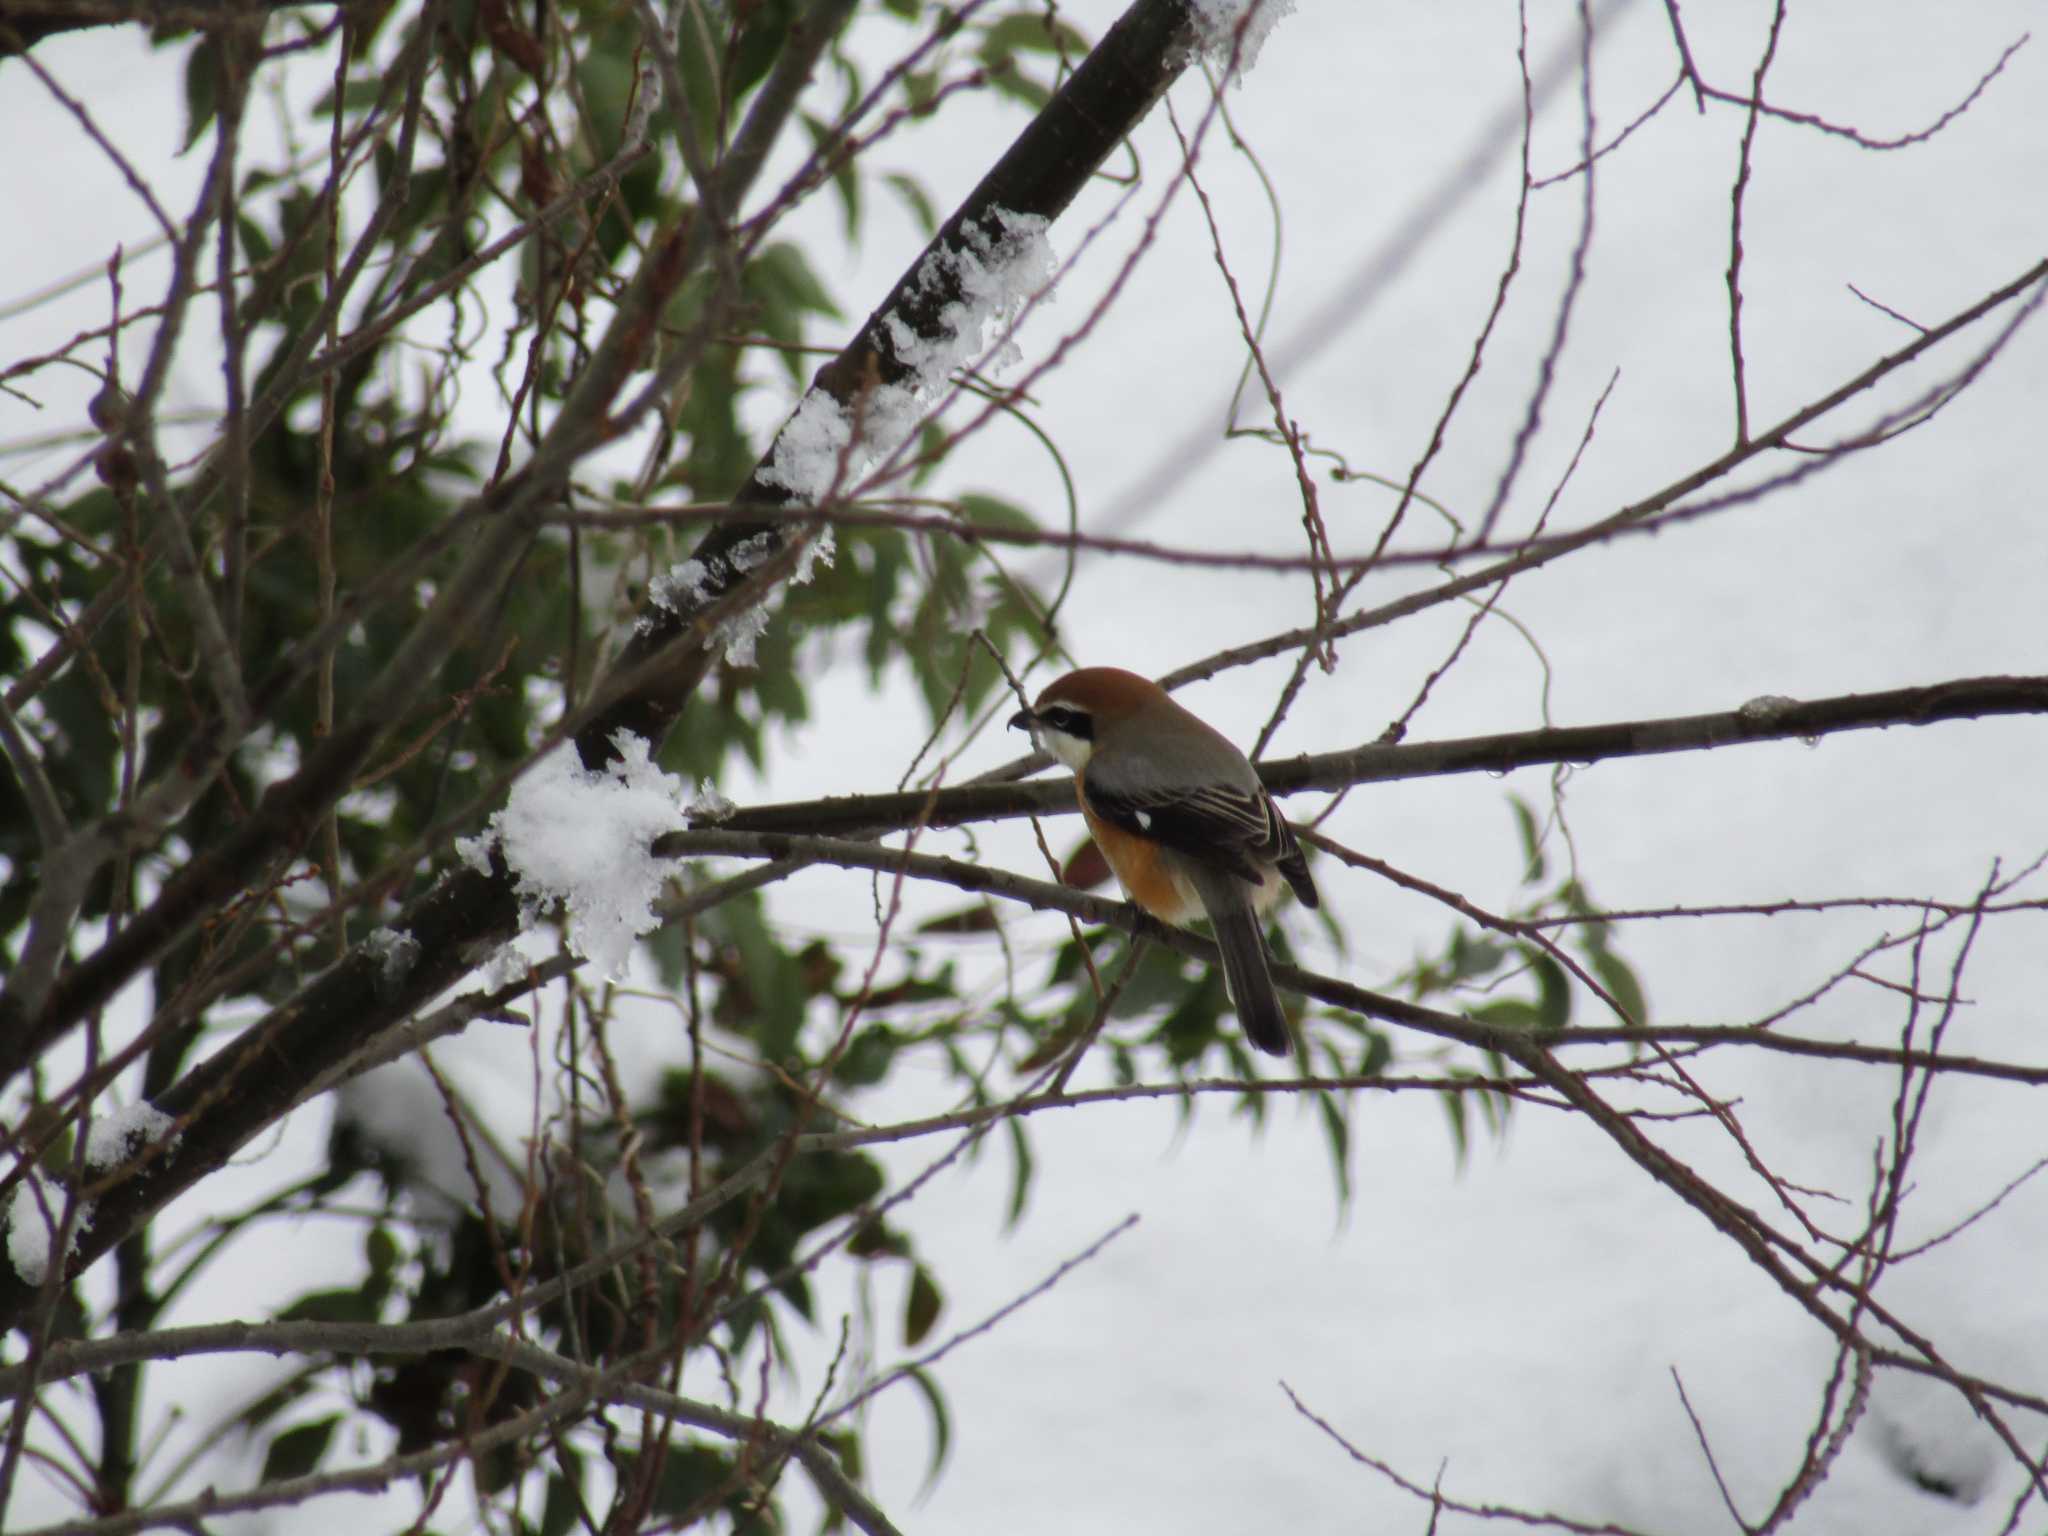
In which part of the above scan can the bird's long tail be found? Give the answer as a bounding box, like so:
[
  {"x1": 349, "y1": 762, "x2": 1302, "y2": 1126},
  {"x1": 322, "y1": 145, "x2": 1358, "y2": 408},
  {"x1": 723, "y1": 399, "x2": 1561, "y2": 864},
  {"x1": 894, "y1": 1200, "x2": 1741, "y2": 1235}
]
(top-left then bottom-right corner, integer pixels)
[{"x1": 1196, "y1": 875, "x2": 1291, "y2": 1057}]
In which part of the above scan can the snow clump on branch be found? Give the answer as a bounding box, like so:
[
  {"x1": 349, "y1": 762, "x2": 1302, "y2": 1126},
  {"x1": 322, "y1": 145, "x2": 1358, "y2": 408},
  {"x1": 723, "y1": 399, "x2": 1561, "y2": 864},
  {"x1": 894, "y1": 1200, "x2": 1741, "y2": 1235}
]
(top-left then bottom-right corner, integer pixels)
[
  {"x1": 365, "y1": 926, "x2": 422, "y2": 990},
  {"x1": 6, "y1": 1100, "x2": 176, "y2": 1285},
  {"x1": 1187, "y1": 0, "x2": 1294, "y2": 80},
  {"x1": 86, "y1": 1100, "x2": 177, "y2": 1171},
  {"x1": 761, "y1": 206, "x2": 1056, "y2": 503},
  {"x1": 464, "y1": 731, "x2": 686, "y2": 976},
  {"x1": 645, "y1": 207, "x2": 1051, "y2": 667},
  {"x1": 7, "y1": 1173, "x2": 83, "y2": 1286},
  {"x1": 643, "y1": 529, "x2": 835, "y2": 667},
  {"x1": 688, "y1": 778, "x2": 736, "y2": 822}
]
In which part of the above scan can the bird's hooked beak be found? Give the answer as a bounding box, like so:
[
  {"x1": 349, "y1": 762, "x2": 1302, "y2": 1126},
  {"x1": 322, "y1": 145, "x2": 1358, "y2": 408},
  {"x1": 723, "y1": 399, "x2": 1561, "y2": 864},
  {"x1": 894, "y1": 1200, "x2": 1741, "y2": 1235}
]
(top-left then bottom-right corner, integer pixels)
[{"x1": 1007, "y1": 705, "x2": 1037, "y2": 735}]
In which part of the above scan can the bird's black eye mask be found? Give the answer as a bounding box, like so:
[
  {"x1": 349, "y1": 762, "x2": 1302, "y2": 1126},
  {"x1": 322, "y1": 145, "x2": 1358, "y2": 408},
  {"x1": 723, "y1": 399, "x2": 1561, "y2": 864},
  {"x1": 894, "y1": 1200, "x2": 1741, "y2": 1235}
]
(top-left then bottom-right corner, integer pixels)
[{"x1": 1036, "y1": 705, "x2": 1092, "y2": 739}]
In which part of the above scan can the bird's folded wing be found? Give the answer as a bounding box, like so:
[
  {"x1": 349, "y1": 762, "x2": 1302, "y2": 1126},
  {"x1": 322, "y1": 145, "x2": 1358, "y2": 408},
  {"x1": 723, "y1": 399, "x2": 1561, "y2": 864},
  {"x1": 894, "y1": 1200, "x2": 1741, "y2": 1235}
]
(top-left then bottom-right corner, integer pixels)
[{"x1": 1082, "y1": 772, "x2": 1294, "y2": 888}]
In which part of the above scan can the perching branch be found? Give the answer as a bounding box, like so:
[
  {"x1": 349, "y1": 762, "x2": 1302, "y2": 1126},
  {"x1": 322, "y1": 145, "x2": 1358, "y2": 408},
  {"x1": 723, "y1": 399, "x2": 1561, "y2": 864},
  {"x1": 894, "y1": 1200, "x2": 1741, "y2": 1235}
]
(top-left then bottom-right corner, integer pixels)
[{"x1": 704, "y1": 674, "x2": 2048, "y2": 838}]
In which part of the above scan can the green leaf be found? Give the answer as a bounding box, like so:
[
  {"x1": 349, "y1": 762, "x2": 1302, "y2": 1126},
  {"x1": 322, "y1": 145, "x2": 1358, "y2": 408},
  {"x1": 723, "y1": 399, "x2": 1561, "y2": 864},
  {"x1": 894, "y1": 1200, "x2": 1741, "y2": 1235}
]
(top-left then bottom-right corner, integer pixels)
[
  {"x1": 615, "y1": 1444, "x2": 732, "y2": 1518},
  {"x1": 803, "y1": 111, "x2": 862, "y2": 241},
  {"x1": 979, "y1": 13, "x2": 1087, "y2": 57},
  {"x1": 237, "y1": 1377, "x2": 314, "y2": 1433},
  {"x1": 954, "y1": 492, "x2": 1036, "y2": 534},
  {"x1": 312, "y1": 74, "x2": 387, "y2": 118},
  {"x1": 816, "y1": 1427, "x2": 862, "y2": 1483},
  {"x1": 752, "y1": 241, "x2": 844, "y2": 323},
  {"x1": 642, "y1": 921, "x2": 692, "y2": 992},
  {"x1": 1526, "y1": 948, "x2": 1572, "y2": 1031},
  {"x1": 701, "y1": 892, "x2": 812, "y2": 1058},
  {"x1": 1470, "y1": 999, "x2": 1544, "y2": 1032},
  {"x1": 37, "y1": 665, "x2": 117, "y2": 827},
  {"x1": 987, "y1": 63, "x2": 1053, "y2": 112},
  {"x1": 730, "y1": 0, "x2": 801, "y2": 101},
  {"x1": 1445, "y1": 927, "x2": 1509, "y2": 983},
  {"x1": 1316, "y1": 1092, "x2": 1352, "y2": 1209},
  {"x1": 1110, "y1": 939, "x2": 1193, "y2": 1019},
  {"x1": 1004, "y1": 1114, "x2": 1034, "y2": 1228},
  {"x1": 1509, "y1": 795, "x2": 1546, "y2": 883},
  {"x1": 1481, "y1": 1080, "x2": 1515, "y2": 1138},
  {"x1": 261, "y1": 1416, "x2": 339, "y2": 1483},
  {"x1": 903, "y1": 1365, "x2": 952, "y2": 1494},
  {"x1": 669, "y1": 5, "x2": 722, "y2": 152},
  {"x1": 778, "y1": 1150, "x2": 886, "y2": 1238},
  {"x1": 1440, "y1": 1089, "x2": 1470, "y2": 1169},
  {"x1": 539, "y1": 1448, "x2": 585, "y2": 1536},
  {"x1": 1154, "y1": 966, "x2": 1229, "y2": 1068},
  {"x1": 835, "y1": 1024, "x2": 899, "y2": 1087},
  {"x1": 278, "y1": 1286, "x2": 378, "y2": 1324},
  {"x1": 576, "y1": 47, "x2": 638, "y2": 237},
  {"x1": 846, "y1": 1218, "x2": 912, "y2": 1261},
  {"x1": 904, "y1": 1264, "x2": 943, "y2": 1346},
  {"x1": 908, "y1": 419, "x2": 948, "y2": 487},
  {"x1": 1581, "y1": 936, "x2": 1649, "y2": 1028},
  {"x1": 904, "y1": 69, "x2": 940, "y2": 116},
  {"x1": 475, "y1": 1440, "x2": 522, "y2": 1499},
  {"x1": 183, "y1": 37, "x2": 220, "y2": 150},
  {"x1": 884, "y1": 171, "x2": 940, "y2": 237},
  {"x1": 236, "y1": 213, "x2": 273, "y2": 267},
  {"x1": 365, "y1": 1225, "x2": 399, "y2": 1278}
]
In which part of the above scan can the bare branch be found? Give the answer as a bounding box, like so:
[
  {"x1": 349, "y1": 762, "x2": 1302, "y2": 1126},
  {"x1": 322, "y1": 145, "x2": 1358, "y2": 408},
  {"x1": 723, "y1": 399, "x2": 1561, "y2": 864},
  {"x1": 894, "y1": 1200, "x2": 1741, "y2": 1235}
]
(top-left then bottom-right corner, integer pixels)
[
  {"x1": 1724, "y1": 0, "x2": 1786, "y2": 447},
  {"x1": 707, "y1": 675, "x2": 2048, "y2": 840}
]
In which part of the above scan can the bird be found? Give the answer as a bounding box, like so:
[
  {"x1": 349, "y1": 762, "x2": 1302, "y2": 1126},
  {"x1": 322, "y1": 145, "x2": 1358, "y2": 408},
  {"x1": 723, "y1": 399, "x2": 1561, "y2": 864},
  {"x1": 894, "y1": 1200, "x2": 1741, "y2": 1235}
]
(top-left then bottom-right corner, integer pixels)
[{"x1": 1009, "y1": 667, "x2": 1318, "y2": 1055}]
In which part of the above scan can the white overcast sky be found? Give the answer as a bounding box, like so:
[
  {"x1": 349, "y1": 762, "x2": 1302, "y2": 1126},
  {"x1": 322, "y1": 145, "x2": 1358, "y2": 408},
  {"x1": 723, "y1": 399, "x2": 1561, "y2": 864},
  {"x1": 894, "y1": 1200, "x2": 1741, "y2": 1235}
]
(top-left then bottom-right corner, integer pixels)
[{"x1": 4, "y1": 1, "x2": 2047, "y2": 1533}]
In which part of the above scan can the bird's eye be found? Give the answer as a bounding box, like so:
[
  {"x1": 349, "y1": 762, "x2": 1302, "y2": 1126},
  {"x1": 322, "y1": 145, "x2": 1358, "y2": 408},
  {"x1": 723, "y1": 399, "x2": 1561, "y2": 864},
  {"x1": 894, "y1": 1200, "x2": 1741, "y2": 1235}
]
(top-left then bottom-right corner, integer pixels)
[{"x1": 1040, "y1": 706, "x2": 1091, "y2": 738}]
